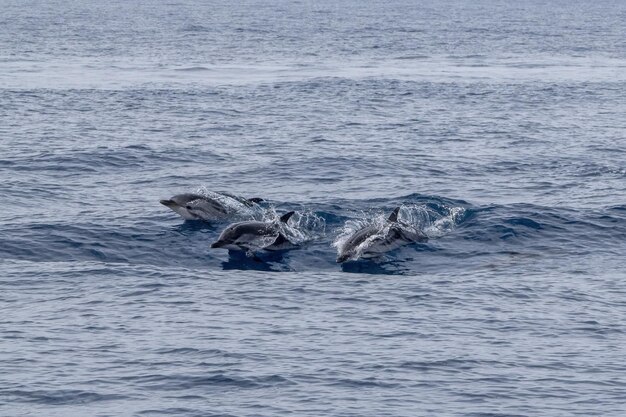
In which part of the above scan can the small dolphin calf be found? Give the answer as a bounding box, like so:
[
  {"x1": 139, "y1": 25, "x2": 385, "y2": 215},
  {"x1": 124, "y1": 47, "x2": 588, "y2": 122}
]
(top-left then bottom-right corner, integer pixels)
[
  {"x1": 160, "y1": 192, "x2": 263, "y2": 221},
  {"x1": 336, "y1": 207, "x2": 428, "y2": 263},
  {"x1": 211, "y1": 211, "x2": 296, "y2": 255}
]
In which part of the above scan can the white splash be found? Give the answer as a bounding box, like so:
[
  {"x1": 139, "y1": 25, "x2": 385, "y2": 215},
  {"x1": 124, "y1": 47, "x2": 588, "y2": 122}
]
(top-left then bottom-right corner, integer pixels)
[
  {"x1": 333, "y1": 204, "x2": 466, "y2": 260},
  {"x1": 264, "y1": 207, "x2": 326, "y2": 245}
]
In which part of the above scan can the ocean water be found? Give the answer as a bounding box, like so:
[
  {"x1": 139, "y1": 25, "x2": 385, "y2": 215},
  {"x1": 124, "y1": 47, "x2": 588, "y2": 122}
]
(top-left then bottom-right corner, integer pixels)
[{"x1": 1, "y1": 0, "x2": 626, "y2": 415}]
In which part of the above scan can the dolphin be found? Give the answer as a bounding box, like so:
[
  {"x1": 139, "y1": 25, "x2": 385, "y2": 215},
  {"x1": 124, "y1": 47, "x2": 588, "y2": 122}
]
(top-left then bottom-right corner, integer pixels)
[
  {"x1": 210, "y1": 211, "x2": 296, "y2": 255},
  {"x1": 336, "y1": 207, "x2": 428, "y2": 263},
  {"x1": 160, "y1": 192, "x2": 263, "y2": 221}
]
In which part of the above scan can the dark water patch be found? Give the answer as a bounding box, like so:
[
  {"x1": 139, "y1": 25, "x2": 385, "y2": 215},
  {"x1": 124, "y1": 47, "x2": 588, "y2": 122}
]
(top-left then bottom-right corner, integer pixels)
[
  {"x1": 2, "y1": 146, "x2": 225, "y2": 175},
  {"x1": 504, "y1": 218, "x2": 542, "y2": 230},
  {"x1": 139, "y1": 409, "x2": 236, "y2": 417},
  {"x1": 399, "y1": 358, "x2": 491, "y2": 372},
  {"x1": 133, "y1": 373, "x2": 292, "y2": 391},
  {"x1": 174, "y1": 66, "x2": 212, "y2": 72},
  {"x1": 3, "y1": 389, "x2": 128, "y2": 405},
  {"x1": 329, "y1": 378, "x2": 401, "y2": 389},
  {"x1": 339, "y1": 259, "x2": 411, "y2": 275},
  {"x1": 138, "y1": 408, "x2": 206, "y2": 417},
  {"x1": 180, "y1": 24, "x2": 211, "y2": 33}
]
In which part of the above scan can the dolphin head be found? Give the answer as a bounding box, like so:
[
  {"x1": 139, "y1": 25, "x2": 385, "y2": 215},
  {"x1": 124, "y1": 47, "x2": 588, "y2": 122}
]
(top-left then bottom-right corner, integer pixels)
[
  {"x1": 160, "y1": 194, "x2": 206, "y2": 220},
  {"x1": 161, "y1": 194, "x2": 202, "y2": 207},
  {"x1": 211, "y1": 222, "x2": 279, "y2": 252},
  {"x1": 336, "y1": 253, "x2": 352, "y2": 263},
  {"x1": 335, "y1": 224, "x2": 379, "y2": 263},
  {"x1": 210, "y1": 240, "x2": 227, "y2": 249},
  {"x1": 210, "y1": 238, "x2": 241, "y2": 251},
  {"x1": 211, "y1": 224, "x2": 240, "y2": 249}
]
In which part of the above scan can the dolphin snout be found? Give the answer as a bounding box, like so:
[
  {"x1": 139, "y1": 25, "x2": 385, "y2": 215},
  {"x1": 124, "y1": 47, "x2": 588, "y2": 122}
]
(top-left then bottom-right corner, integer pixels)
[
  {"x1": 160, "y1": 199, "x2": 176, "y2": 207},
  {"x1": 336, "y1": 254, "x2": 350, "y2": 263},
  {"x1": 211, "y1": 241, "x2": 225, "y2": 249}
]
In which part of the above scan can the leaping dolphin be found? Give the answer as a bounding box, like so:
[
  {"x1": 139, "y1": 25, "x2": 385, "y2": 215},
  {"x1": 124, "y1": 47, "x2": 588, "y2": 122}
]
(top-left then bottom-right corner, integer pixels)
[
  {"x1": 210, "y1": 211, "x2": 297, "y2": 255},
  {"x1": 336, "y1": 207, "x2": 428, "y2": 263},
  {"x1": 160, "y1": 192, "x2": 263, "y2": 221}
]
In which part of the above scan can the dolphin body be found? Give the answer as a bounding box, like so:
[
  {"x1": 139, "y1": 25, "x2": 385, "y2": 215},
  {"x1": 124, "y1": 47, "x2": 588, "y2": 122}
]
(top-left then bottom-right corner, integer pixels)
[
  {"x1": 336, "y1": 207, "x2": 428, "y2": 263},
  {"x1": 160, "y1": 192, "x2": 263, "y2": 221},
  {"x1": 211, "y1": 211, "x2": 296, "y2": 255}
]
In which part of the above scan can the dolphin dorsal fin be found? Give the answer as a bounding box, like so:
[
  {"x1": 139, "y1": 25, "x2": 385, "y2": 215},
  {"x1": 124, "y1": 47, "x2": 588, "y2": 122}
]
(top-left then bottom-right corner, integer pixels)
[
  {"x1": 388, "y1": 207, "x2": 400, "y2": 222},
  {"x1": 273, "y1": 233, "x2": 288, "y2": 246},
  {"x1": 279, "y1": 211, "x2": 295, "y2": 223}
]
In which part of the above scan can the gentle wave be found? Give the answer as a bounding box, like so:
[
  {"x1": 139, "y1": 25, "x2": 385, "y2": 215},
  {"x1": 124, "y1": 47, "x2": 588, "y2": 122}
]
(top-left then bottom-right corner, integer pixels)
[{"x1": 1, "y1": 194, "x2": 624, "y2": 274}]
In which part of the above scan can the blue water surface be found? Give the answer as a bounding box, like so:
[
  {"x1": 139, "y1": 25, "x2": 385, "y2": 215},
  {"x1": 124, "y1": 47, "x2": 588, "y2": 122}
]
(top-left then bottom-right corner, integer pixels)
[{"x1": 1, "y1": 0, "x2": 625, "y2": 416}]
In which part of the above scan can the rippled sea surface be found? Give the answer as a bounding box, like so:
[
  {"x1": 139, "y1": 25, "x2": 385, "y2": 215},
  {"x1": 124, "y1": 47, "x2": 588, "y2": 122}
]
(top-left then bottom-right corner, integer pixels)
[{"x1": 2, "y1": 1, "x2": 626, "y2": 416}]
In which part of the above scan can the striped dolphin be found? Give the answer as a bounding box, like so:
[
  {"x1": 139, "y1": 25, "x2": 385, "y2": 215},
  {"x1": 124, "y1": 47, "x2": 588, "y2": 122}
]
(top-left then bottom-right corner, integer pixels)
[
  {"x1": 336, "y1": 207, "x2": 428, "y2": 263},
  {"x1": 210, "y1": 211, "x2": 296, "y2": 255},
  {"x1": 160, "y1": 192, "x2": 263, "y2": 221}
]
